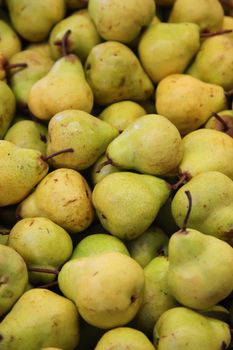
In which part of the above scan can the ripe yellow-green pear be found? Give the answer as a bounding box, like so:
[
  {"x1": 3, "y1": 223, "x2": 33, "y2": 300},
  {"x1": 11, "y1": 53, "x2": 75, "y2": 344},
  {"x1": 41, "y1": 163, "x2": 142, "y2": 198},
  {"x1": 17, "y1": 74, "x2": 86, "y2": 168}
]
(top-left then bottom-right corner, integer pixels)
[
  {"x1": 0, "y1": 288, "x2": 80, "y2": 350},
  {"x1": 28, "y1": 55, "x2": 94, "y2": 121},
  {"x1": 0, "y1": 140, "x2": 48, "y2": 206},
  {"x1": 8, "y1": 217, "x2": 73, "y2": 284},
  {"x1": 169, "y1": 0, "x2": 224, "y2": 31},
  {"x1": 156, "y1": 74, "x2": 227, "y2": 135},
  {"x1": 94, "y1": 327, "x2": 155, "y2": 350},
  {"x1": 58, "y1": 252, "x2": 145, "y2": 329},
  {"x1": 0, "y1": 19, "x2": 21, "y2": 59},
  {"x1": 98, "y1": 100, "x2": 146, "y2": 132},
  {"x1": 139, "y1": 23, "x2": 200, "y2": 83},
  {"x1": 17, "y1": 168, "x2": 94, "y2": 233},
  {"x1": 46, "y1": 110, "x2": 118, "y2": 171},
  {"x1": 49, "y1": 10, "x2": 101, "y2": 62},
  {"x1": 0, "y1": 81, "x2": 16, "y2": 138},
  {"x1": 0, "y1": 244, "x2": 28, "y2": 317},
  {"x1": 153, "y1": 307, "x2": 231, "y2": 350},
  {"x1": 91, "y1": 154, "x2": 121, "y2": 185},
  {"x1": 6, "y1": 0, "x2": 66, "y2": 42},
  {"x1": 204, "y1": 110, "x2": 233, "y2": 137},
  {"x1": 92, "y1": 172, "x2": 170, "y2": 240},
  {"x1": 88, "y1": 0, "x2": 155, "y2": 43},
  {"x1": 85, "y1": 41, "x2": 154, "y2": 105}
]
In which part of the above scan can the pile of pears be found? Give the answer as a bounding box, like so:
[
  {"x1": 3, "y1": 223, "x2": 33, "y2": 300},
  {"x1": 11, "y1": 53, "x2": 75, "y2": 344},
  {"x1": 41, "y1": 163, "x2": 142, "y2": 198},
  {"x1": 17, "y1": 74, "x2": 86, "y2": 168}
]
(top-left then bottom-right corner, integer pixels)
[{"x1": 1, "y1": 0, "x2": 233, "y2": 349}]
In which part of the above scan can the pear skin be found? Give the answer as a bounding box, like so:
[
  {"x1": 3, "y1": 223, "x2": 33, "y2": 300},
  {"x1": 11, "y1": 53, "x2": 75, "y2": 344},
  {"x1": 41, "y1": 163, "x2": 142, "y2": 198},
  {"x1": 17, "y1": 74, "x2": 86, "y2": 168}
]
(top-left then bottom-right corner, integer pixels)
[{"x1": 0, "y1": 81, "x2": 16, "y2": 138}]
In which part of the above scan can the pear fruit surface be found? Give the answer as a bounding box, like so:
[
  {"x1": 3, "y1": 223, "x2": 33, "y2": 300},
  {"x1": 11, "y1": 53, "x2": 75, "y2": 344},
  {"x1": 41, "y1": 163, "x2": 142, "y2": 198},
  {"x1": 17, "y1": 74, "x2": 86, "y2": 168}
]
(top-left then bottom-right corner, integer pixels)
[
  {"x1": 0, "y1": 19, "x2": 21, "y2": 59},
  {"x1": 0, "y1": 80, "x2": 16, "y2": 138}
]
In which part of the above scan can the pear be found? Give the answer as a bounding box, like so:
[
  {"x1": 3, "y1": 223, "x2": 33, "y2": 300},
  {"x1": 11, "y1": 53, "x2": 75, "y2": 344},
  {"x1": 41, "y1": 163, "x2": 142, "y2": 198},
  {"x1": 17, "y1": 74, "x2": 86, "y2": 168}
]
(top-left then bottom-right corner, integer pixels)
[
  {"x1": 17, "y1": 168, "x2": 95, "y2": 234},
  {"x1": 187, "y1": 35, "x2": 233, "y2": 91},
  {"x1": 168, "y1": 228, "x2": 233, "y2": 309},
  {"x1": 91, "y1": 154, "x2": 121, "y2": 185},
  {"x1": 156, "y1": 74, "x2": 227, "y2": 135},
  {"x1": 9, "y1": 47, "x2": 54, "y2": 107},
  {"x1": 88, "y1": 0, "x2": 155, "y2": 43},
  {"x1": 156, "y1": 197, "x2": 180, "y2": 236},
  {"x1": 92, "y1": 172, "x2": 170, "y2": 240},
  {"x1": 0, "y1": 244, "x2": 28, "y2": 317},
  {"x1": 4, "y1": 120, "x2": 48, "y2": 155},
  {"x1": 98, "y1": 100, "x2": 146, "y2": 132},
  {"x1": 0, "y1": 140, "x2": 48, "y2": 206},
  {"x1": 28, "y1": 55, "x2": 94, "y2": 121},
  {"x1": 0, "y1": 19, "x2": 21, "y2": 59},
  {"x1": 72, "y1": 233, "x2": 129, "y2": 259},
  {"x1": 0, "y1": 80, "x2": 16, "y2": 138},
  {"x1": 200, "y1": 305, "x2": 230, "y2": 323},
  {"x1": 85, "y1": 41, "x2": 154, "y2": 105},
  {"x1": 169, "y1": 0, "x2": 224, "y2": 32},
  {"x1": 171, "y1": 171, "x2": 233, "y2": 245},
  {"x1": 49, "y1": 10, "x2": 101, "y2": 62},
  {"x1": 105, "y1": 114, "x2": 183, "y2": 176},
  {"x1": 8, "y1": 217, "x2": 73, "y2": 284},
  {"x1": 0, "y1": 288, "x2": 80, "y2": 350},
  {"x1": 179, "y1": 129, "x2": 233, "y2": 179},
  {"x1": 153, "y1": 307, "x2": 231, "y2": 350},
  {"x1": 135, "y1": 256, "x2": 178, "y2": 336},
  {"x1": 138, "y1": 23, "x2": 200, "y2": 84},
  {"x1": 58, "y1": 251, "x2": 145, "y2": 329},
  {"x1": 127, "y1": 226, "x2": 169, "y2": 267},
  {"x1": 6, "y1": 0, "x2": 65, "y2": 42},
  {"x1": 204, "y1": 110, "x2": 233, "y2": 137},
  {"x1": 94, "y1": 327, "x2": 155, "y2": 350},
  {"x1": 222, "y1": 16, "x2": 233, "y2": 41},
  {"x1": 46, "y1": 109, "x2": 118, "y2": 171}
]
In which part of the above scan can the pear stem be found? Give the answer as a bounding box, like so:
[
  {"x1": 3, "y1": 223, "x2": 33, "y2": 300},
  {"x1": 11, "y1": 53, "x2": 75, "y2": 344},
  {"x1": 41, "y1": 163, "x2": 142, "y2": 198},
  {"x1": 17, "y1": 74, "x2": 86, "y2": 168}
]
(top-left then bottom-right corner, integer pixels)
[
  {"x1": 4, "y1": 63, "x2": 28, "y2": 70},
  {"x1": 41, "y1": 148, "x2": 74, "y2": 162},
  {"x1": 62, "y1": 29, "x2": 72, "y2": 57},
  {"x1": 37, "y1": 280, "x2": 59, "y2": 289},
  {"x1": 180, "y1": 190, "x2": 192, "y2": 233},
  {"x1": 95, "y1": 158, "x2": 113, "y2": 173},
  {"x1": 212, "y1": 112, "x2": 229, "y2": 132},
  {"x1": 200, "y1": 29, "x2": 233, "y2": 38},
  {"x1": 28, "y1": 267, "x2": 59, "y2": 275},
  {"x1": 171, "y1": 173, "x2": 187, "y2": 190}
]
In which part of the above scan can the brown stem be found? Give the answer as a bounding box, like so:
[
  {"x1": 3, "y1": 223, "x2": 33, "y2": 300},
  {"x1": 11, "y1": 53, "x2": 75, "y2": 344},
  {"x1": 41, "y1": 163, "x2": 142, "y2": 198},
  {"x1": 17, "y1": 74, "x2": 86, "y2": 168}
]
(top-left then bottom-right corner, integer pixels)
[
  {"x1": 171, "y1": 173, "x2": 188, "y2": 190},
  {"x1": 4, "y1": 63, "x2": 28, "y2": 70},
  {"x1": 200, "y1": 29, "x2": 233, "y2": 38},
  {"x1": 28, "y1": 267, "x2": 59, "y2": 275},
  {"x1": 180, "y1": 190, "x2": 192, "y2": 233},
  {"x1": 95, "y1": 158, "x2": 113, "y2": 173},
  {"x1": 61, "y1": 29, "x2": 72, "y2": 57},
  {"x1": 212, "y1": 112, "x2": 229, "y2": 132},
  {"x1": 37, "y1": 280, "x2": 58, "y2": 289},
  {"x1": 41, "y1": 148, "x2": 74, "y2": 162}
]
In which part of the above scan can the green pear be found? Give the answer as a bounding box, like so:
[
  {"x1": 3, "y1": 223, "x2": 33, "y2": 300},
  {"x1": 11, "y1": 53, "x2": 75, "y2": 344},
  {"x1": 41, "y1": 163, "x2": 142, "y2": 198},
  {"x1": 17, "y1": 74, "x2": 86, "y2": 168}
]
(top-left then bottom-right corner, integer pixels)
[
  {"x1": 98, "y1": 101, "x2": 146, "y2": 132},
  {"x1": 91, "y1": 154, "x2": 121, "y2": 185},
  {"x1": 85, "y1": 41, "x2": 154, "y2": 105},
  {"x1": 187, "y1": 35, "x2": 233, "y2": 91},
  {"x1": 88, "y1": 0, "x2": 155, "y2": 43},
  {"x1": 204, "y1": 110, "x2": 233, "y2": 137},
  {"x1": 92, "y1": 172, "x2": 170, "y2": 240},
  {"x1": 169, "y1": 0, "x2": 224, "y2": 32},
  {"x1": 135, "y1": 256, "x2": 177, "y2": 336},
  {"x1": 8, "y1": 217, "x2": 73, "y2": 284},
  {"x1": 6, "y1": 0, "x2": 65, "y2": 42},
  {"x1": 105, "y1": 114, "x2": 183, "y2": 176},
  {"x1": 179, "y1": 129, "x2": 233, "y2": 179},
  {"x1": 171, "y1": 171, "x2": 233, "y2": 244},
  {"x1": 46, "y1": 110, "x2": 118, "y2": 171},
  {"x1": 58, "y1": 251, "x2": 145, "y2": 329},
  {"x1": 28, "y1": 55, "x2": 94, "y2": 121},
  {"x1": 168, "y1": 228, "x2": 233, "y2": 309},
  {"x1": 0, "y1": 80, "x2": 16, "y2": 138},
  {"x1": 72, "y1": 233, "x2": 129, "y2": 259},
  {"x1": 153, "y1": 307, "x2": 231, "y2": 350},
  {"x1": 156, "y1": 74, "x2": 227, "y2": 135},
  {"x1": 127, "y1": 226, "x2": 169, "y2": 267},
  {"x1": 9, "y1": 47, "x2": 54, "y2": 107},
  {"x1": 4, "y1": 120, "x2": 48, "y2": 155},
  {"x1": 0, "y1": 244, "x2": 28, "y2": 317},
  {"x1": 49, "y1": 10, "x2": 101, "y2": 62},
  {"x1": 0, "y1": 288, "x2": 80, "y2": 350},
  {"x1": 94, "y1": 327, "x2": 155, "y2": 350},
  {"x1": 0, "y1": 227, "x2": 9, "y2": 245},
  {"x1": 139, "y1": 23, "x2": 200, "y2": 84},
  {"x1": 0, "y1": 19, "x2": 21, "y2": 59},
  {"x1": 0, "y1": 140, "x2": 48, "y2": 206},
  {"x1": 17, "y1": 168, "x2": 95, "y2": 233}
]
